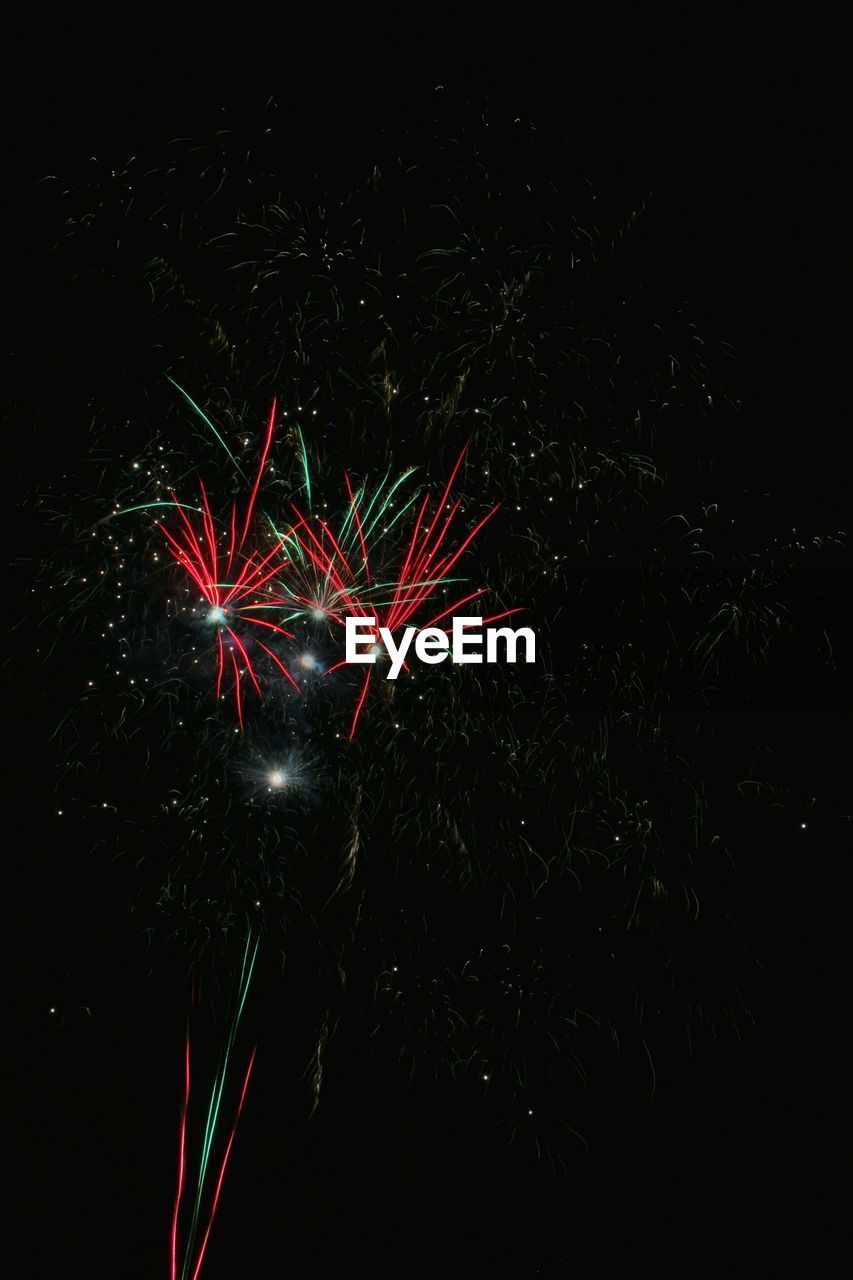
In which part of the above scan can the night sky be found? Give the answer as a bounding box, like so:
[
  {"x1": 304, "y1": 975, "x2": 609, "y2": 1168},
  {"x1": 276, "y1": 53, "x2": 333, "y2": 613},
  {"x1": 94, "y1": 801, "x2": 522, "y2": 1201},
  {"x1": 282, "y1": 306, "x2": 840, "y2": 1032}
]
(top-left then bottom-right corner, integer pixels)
[{"x1": 7, "y1": 15, "x2": 847, "y2": 1277}]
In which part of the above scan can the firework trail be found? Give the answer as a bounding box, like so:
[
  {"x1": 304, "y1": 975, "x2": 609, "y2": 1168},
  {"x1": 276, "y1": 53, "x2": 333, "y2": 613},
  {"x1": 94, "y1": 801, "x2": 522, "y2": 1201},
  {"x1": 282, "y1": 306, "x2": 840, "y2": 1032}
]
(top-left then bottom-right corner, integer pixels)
[{"x1": 171, "y1": 931, "x2": 259, "y2": 1280}]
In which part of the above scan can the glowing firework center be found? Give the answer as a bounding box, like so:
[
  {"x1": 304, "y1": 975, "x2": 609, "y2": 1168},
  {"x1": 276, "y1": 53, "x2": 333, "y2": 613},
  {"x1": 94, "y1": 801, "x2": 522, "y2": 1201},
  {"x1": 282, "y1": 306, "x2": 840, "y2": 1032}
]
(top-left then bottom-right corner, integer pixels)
[{"x1": 345, "y1": 616, "x2": 535, "y2": 680}]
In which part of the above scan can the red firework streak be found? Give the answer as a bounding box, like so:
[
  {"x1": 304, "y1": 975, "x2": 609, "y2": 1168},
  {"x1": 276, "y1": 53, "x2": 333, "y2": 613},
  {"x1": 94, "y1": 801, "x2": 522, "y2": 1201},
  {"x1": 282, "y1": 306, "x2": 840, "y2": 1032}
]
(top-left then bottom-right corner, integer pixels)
[
  {"x1": 189, "y1": 1048, "x2": 256, "y2": 1280},
  {"x1": 159, "y1": 400, "x2": 301, "y2": 727},
  {"x1": 288, "y1": 445, "x2": 522, "y2": 737},
  {"x1": 169, "y1": 1034, "x2": 257, "y2": 1280},
  {"x1": 170, "y1": 936, "x2": 259, "y2": 1280}
]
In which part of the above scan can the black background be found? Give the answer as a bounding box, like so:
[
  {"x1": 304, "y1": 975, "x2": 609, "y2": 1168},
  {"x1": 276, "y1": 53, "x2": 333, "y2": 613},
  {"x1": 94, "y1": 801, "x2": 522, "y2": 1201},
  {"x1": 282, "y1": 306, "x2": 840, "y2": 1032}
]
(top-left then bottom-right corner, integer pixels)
[{"x1": 6, "y1": 12, "x2": 847, "y2": 1277}]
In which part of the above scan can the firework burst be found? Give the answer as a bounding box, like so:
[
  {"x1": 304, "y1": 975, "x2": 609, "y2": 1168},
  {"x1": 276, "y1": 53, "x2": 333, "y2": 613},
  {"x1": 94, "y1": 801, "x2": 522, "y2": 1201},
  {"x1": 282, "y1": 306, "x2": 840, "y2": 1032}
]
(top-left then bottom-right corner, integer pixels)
[
  {"x1": 156, "y1": 400, "x2": 302, "y2": 727},
  {"x1": 277, "y1": 444, "x2": 523, "y2": 736}
]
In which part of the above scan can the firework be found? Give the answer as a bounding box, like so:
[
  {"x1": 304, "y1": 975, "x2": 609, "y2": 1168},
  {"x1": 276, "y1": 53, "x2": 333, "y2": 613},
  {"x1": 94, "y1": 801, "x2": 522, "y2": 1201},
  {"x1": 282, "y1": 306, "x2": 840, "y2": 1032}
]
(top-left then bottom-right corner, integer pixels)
[
  {"x1": 30, "y1": 103, "x2": 844, "y2": 1277},
  {"x1": 155, "y1": 400, "x2": 304, "y2": 728},
  {"x1": 171, "y1": 932, "x2": 258, "y2": 1280},
  {"x1": 279, "y1": 445, "x2": 523, "y2": 736}
]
